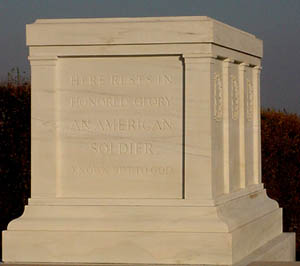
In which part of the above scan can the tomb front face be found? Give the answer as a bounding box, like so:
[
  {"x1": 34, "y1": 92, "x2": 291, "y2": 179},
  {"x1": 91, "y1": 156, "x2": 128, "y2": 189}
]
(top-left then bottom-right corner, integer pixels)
[{"x1": 57, "y1": 56, "x2": 183, "y2": 198}]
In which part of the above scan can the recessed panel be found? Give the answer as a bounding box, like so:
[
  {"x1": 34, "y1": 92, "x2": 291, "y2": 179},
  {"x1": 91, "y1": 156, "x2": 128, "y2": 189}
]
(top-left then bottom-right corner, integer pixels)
[{"x1": 57, "y1": 56, "x2": 183, "y2": 198}]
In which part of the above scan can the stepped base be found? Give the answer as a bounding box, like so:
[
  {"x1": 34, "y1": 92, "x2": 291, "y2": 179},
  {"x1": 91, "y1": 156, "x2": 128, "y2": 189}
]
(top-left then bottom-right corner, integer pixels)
[
  {"x1": 1, "y1": 233, "x2": 296, "y2": 266},
  {"x1": 1, "y1": 189, "x2": 296, "y2": 265}
]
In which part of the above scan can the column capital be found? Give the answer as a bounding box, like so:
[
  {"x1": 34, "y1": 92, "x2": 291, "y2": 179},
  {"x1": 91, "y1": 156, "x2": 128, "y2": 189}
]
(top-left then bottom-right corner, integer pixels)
[
  {"x1": 182, "y1": 53, "x2": 217, "y2": 64},
  {"x1": 223, "y1": 58, "x2": 234, "y2": 68},
  {"x1": 238, "y1": 62, "x2": 249, "y2": 71},
  {"x1": 253, "y1": 65, "x2": 262, "y2": 71},
  {"x1": 28, "y1": 56, "x2": 58, "y2": 66},
  {"x1": 223, "y1": 58, "x2": 234, "y2": 63}
]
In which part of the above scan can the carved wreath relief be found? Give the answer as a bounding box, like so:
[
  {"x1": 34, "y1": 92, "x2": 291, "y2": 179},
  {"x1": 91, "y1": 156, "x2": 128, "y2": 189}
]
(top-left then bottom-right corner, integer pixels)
[
  {"x1": 246, "y1": 79, "x2": 254, "y2": 121},
  {"x1": 213, "y1": 73, "x2": 223, "y2": 121},
  {"x1": 230, "y1": 75, "x2": 239, "y2": 120}
]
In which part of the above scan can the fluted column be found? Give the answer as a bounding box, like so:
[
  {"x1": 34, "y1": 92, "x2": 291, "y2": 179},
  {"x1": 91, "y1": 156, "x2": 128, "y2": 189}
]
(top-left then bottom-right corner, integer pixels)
[
  {"x1": 238, "y1": 63, "x2": 248, "y2": 188},
  {"x1": 222, "y1": 58, "x2": 233, "y2": 193},
  {"x1": 253, "y1": 66, "x2": 262, "y2": 184}
]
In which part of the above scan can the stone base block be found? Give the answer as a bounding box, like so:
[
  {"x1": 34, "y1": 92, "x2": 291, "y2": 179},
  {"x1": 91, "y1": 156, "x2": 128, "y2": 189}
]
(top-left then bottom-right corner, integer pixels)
[
  {"x1": 2, "y1": 190, "x2": 295, "y2": 265},
  {"x1": 1, "y1": 233, "x2": 295, "y2": 266},
  {"x1": 236, "y1": 232, "x2": 295, "y2": 266}
]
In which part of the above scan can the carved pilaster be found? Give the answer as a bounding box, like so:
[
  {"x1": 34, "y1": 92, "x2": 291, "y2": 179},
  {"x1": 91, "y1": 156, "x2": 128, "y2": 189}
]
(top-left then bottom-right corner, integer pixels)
[
  {"x1": 29, "y1": 56, "x2": 58, "y2": 197},
  {"x1": 182, "y1": 54, "x2": 217, "y2": 199},
  {"x1": 253, "y1": 66, "x2": 262, "y2": 184},
  {"x1": 222, "y1": 58, "x2": 233, "y2": 193},
  {"x1": 238, "y1": 63, "x2": 248, "y2": 188}
]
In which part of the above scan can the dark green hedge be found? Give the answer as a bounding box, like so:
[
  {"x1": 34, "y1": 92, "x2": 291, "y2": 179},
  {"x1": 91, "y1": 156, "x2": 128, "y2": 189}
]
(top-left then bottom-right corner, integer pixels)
[
  {"x1": 261, "y1": 109, "x2": 300, "y2": 258},
  {"x1": 0, "y1": 84, "x2": 299, "y2": 260},
  {"x1": 0, "y1": 84, "x2": 30, "y2": 260}
]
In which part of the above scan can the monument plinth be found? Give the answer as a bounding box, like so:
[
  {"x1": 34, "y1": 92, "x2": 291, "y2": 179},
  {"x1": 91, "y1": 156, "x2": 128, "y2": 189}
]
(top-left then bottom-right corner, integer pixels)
[{"x1": 2, "y1": 16, "x2": 295, "y2": 265}]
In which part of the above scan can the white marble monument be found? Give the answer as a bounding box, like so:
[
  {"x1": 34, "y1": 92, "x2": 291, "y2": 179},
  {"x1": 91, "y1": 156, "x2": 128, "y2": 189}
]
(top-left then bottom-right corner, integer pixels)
[{"x1": 2, "y1": 16, "x2": 295, "y2": 265}]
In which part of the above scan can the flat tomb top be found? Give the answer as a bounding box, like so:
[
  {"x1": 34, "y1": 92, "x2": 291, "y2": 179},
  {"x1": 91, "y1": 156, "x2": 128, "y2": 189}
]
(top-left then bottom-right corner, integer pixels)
[{"x1": 26, "y1": 16, "x2": 262, "y2": 58}]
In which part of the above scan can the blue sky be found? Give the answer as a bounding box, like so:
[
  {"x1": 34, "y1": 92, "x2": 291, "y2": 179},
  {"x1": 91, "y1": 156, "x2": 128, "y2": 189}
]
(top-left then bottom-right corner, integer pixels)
[{"x1": 1, "y1": 0, "x2": 300, "y2": 113}]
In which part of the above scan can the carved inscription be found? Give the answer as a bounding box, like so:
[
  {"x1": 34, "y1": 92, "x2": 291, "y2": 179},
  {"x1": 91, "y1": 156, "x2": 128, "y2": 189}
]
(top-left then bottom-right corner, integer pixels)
[
  {"x1": 213, "y1": 73, "x2": 223, "y2": 121},
  {"x1": 71, "y1": 119, "x2": 173, "y2": 132},
  {"x1": 231, "y1": 75, "x2": 239, "y2": 120},
  {"x1": 59, "y1": 56, "x2": 182, "y2": 198},
  {"x1": 72, "y1": 165, "x2": 173, "y2": 177},
  {"x1": 70, "y1": 96, "x2": 170, "y2": 109},
  {"x1": 90, "y1": 142, "x2": 154, "y2": 155},
  {"x1": 71, "y1": 73, "x2": 173, "y2": 87}
]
